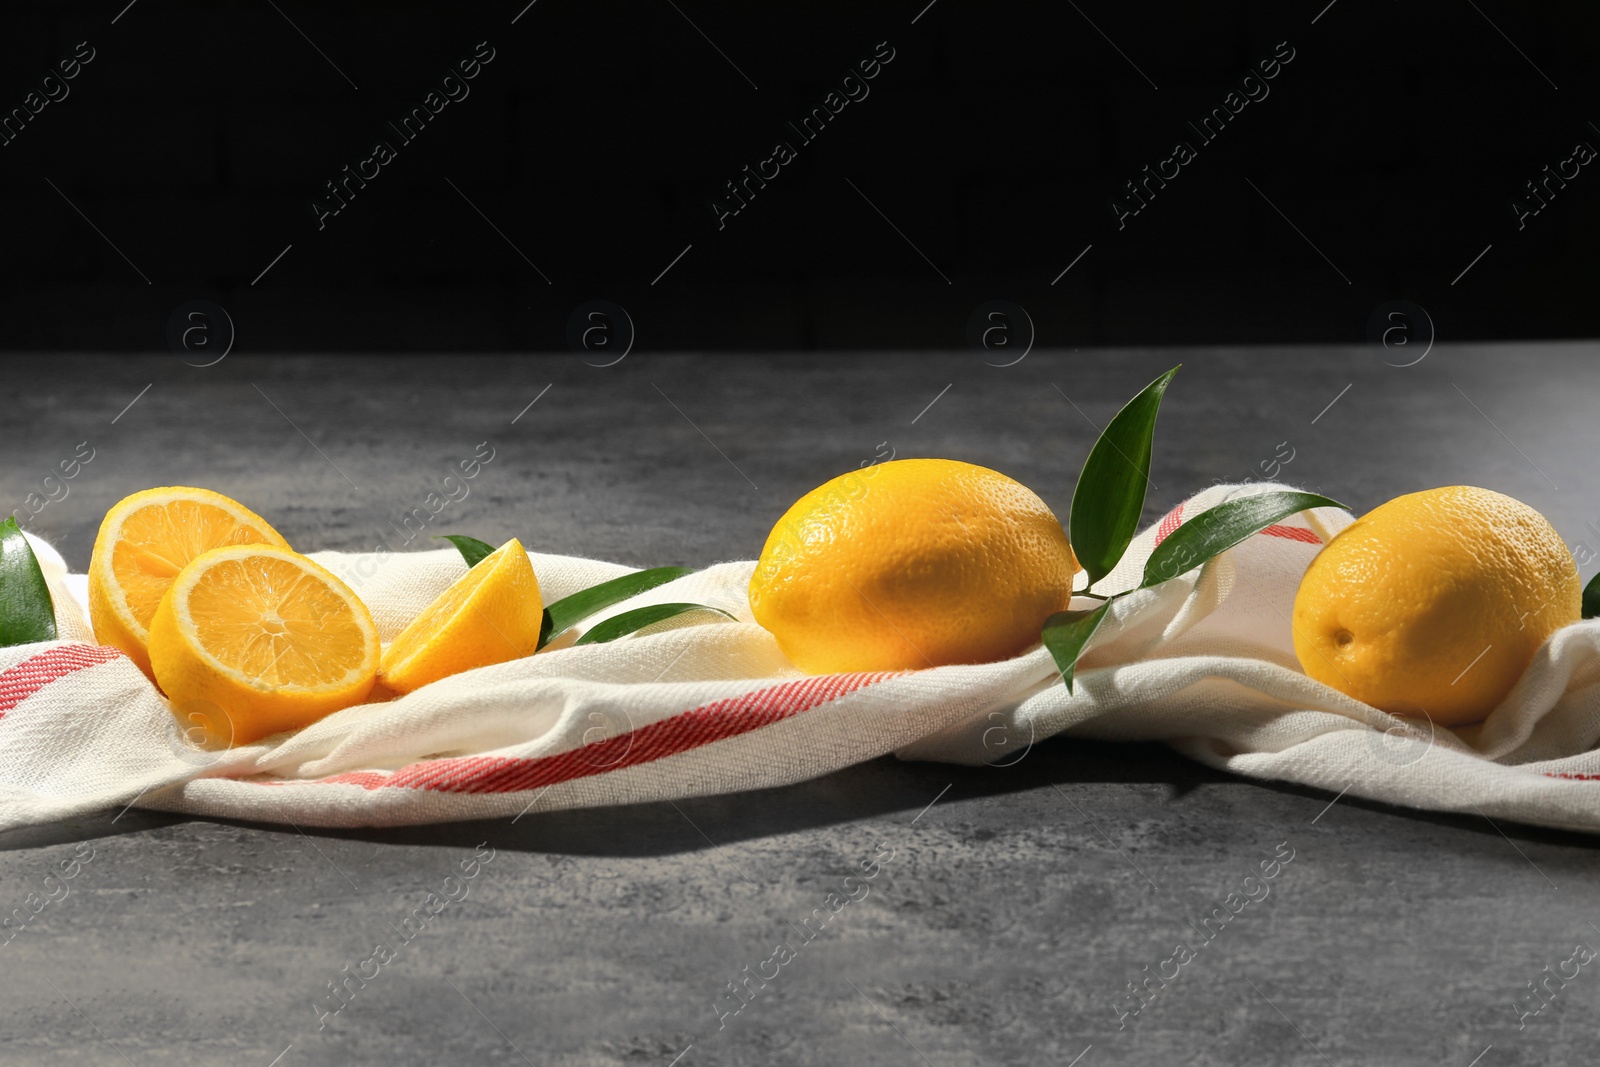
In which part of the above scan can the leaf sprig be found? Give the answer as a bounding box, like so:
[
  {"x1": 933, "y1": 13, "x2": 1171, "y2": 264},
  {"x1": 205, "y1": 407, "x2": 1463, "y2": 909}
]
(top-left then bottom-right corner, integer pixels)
[
  {"x1": 1582, "y1": 574, "x2": 1600, "y2": 620},
  {"x1": 574, "y1": 602, "x2": 735, "y2": 645},
  {"x1": 1044, "y1": 367, "x2": 1347, "y2": 692},
  {"x1": 0, "y1": 516, "x2": 57, "y2": 648}
]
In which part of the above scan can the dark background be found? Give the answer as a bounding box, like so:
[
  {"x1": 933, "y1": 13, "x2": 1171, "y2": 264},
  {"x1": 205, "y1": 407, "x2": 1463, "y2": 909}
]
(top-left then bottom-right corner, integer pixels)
[{"x1": 1, "y1": 0, "x2": 1595, "y2": 352}]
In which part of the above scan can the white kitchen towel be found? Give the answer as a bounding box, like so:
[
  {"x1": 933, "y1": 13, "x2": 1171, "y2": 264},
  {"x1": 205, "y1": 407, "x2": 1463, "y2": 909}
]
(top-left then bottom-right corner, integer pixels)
[{"x1": 4, "y1": 481, "x2": 1600, "y2": 834}]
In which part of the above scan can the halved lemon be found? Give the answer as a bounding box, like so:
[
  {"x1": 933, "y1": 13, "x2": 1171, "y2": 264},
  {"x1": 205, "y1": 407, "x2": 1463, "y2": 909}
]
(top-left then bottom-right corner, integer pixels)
[
  {"x1": 378, "y1": 538, "x2": 543, "y2": 694},
  {"x1": 148, "y1": 545, "x2": 380, "y2": 746},
  {"x1": 89, "y1": 487, "x2": 291, "y2": 679}
]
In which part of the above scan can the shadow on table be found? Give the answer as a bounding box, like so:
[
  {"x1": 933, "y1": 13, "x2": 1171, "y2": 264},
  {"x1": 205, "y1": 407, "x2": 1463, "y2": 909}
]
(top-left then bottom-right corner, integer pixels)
[{"x1": 8, "y1": 738, "x2": 1600, "y2": 856}]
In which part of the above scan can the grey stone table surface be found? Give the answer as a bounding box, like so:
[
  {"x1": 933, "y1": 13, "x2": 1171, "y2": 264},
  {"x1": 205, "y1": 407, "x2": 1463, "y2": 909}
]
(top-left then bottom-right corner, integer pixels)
[{"x1": 3, "y1": 346, "x2": 1600, "y2": 1067}]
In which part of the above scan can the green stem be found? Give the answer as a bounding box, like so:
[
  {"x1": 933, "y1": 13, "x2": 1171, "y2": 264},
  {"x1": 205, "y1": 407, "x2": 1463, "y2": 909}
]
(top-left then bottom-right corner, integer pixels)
[{"x1": 1075, "y1": 590, "x2": 1113, "y2": 602}]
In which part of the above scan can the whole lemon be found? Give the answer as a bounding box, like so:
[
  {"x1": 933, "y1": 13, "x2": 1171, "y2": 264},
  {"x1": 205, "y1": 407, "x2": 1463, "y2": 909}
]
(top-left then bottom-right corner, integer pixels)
[
  {"x1": 749, "y1": 458, "x2": 1079, "y2": 673},
  {"x1": 1292, "y1": 486, "x2": 1580, "y2": 726}
]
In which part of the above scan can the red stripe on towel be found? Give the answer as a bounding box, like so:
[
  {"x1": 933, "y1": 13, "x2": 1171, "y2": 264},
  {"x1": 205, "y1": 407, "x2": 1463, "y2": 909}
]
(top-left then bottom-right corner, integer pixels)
[
  {"x1": 268, "y1": 670, "x2": 900, "y2": 794},
  {"x1": 1259, "y1": 524, "x2": 1322, "y2": 545},
  {"x1": 1154, "y1": 502, "x2": 1185, "y2": 546},
  {"x1": 0, "y1": 644, "x2": 124, "y2": 718}
]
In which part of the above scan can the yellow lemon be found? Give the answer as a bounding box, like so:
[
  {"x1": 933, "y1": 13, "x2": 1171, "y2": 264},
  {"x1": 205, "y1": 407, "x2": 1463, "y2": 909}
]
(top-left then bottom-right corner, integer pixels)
[
  {"x1": 1292, "y1": 486, "x2": 1580, "y2": 726},
  {"x1": 148, "y1": 545, "x2": 380, "y2": 747},
  {"x1": 89, "y1": 487, "x2": 291, "y2": 680},
  {"x1": 377, "y1": 538, "x2": 543, "y2": 694},
  {"x1": 749, "y1": 458, "x2": 1079, "y2": 673}
]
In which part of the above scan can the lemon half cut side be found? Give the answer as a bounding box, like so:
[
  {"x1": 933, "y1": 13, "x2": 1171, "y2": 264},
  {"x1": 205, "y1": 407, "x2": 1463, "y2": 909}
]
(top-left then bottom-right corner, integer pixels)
[{"x1": 148, "y1": 544, "x2": 380, "y2": 746}]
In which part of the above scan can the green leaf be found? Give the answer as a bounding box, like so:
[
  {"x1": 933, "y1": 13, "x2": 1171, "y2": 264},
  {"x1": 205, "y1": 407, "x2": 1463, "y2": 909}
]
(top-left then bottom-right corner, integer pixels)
[
  {"x1": 1140, "y1": 491, "x2": 1348, "y2": 589},
  {"x1": 1069, "y1": 366, "x2": 1180, "y2": 590},
  {"x1": 573, "y1": 602, "x2": 734, "y2": 646},
  {"x1": 1041, "y1": 601, "x2": 1110, "y2": 694},
  {"x1": 1584, "y1": 573, "x2": 1600, "y2": 620},
  {"x1": 436, "y1": 534, "x2": 496, "y2": 569},
  {"x1": 540, "y1": 566, "x2": 693, "y2": 649},
  {"x1": 0, "y1": 517, "x2": 57, "y2": 648}
]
